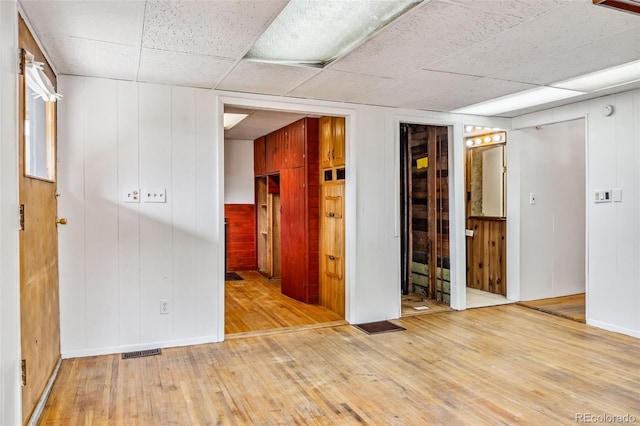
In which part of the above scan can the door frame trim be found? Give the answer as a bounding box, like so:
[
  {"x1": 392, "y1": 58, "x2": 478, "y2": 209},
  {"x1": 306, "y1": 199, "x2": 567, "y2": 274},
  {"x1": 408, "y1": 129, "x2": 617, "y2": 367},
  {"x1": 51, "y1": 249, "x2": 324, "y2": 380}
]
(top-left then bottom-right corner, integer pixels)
[{"x1": 217, "y1": 94, "x2": 356, "y2": 338}]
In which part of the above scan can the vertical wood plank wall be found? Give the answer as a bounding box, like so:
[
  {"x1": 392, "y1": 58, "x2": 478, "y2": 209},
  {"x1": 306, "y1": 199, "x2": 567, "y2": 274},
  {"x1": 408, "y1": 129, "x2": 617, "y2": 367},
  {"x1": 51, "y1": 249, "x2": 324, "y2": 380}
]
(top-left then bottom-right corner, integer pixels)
[
  {"x1": 466, "y1": 218, "x2": 507, "y2": 296},
  {"x1": 407, "y1": 125, "x2": 450, "y2": 303},
  {"x1": 224, "y1": 204, "x2": 257, "y2": 271}
]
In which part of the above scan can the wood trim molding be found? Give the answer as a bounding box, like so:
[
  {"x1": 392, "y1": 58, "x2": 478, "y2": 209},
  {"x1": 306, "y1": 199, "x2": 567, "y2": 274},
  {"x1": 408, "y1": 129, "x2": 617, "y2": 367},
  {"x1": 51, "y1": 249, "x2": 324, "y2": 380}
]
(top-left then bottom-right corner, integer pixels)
[{"x1": 593, "y1": 0, "x2": 640, "y2": 15}]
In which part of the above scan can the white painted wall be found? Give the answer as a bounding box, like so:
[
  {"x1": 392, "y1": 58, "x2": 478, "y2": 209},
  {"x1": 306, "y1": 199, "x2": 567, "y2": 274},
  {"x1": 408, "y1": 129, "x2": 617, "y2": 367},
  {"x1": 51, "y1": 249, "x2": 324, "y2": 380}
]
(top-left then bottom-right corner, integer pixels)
[
  {"x1": 57, "y1": 77, "x2": 219, "y2": 357},
  {"x1": 0, "y1": 1, "x2": 21, "y2": 423},
  {"x1": 511, "y1": 120, "x2": 585, "y2": 301},
  {"x1": 224, "y1": 139, "x2": 254, "y2": 204},
  {"x1": 512, "y1": 89, "x2": 640, "y2": 338},
  {"x1": 56, "y1": 74, "x2": 511, "y2": 356}
]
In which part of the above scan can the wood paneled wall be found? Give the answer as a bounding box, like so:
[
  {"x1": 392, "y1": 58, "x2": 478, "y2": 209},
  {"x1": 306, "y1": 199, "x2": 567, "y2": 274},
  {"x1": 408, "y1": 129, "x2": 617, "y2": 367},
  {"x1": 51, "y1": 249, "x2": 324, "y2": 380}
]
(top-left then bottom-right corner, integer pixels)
[
  {"x1": 466, "y1": 218, "x2": 506, "y2": 296},
  {"x1": 225, "y1": 204, "x2": 257, "y2": 272}
]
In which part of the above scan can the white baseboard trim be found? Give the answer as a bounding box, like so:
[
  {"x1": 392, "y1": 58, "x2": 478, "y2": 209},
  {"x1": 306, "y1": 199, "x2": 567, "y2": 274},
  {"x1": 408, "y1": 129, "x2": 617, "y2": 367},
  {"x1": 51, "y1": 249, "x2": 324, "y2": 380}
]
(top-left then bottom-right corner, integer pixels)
[
  {"x1": 61, "y1": 335, "x2": 222, "y2": 359},
  {"x1": 587, "y1": 319, "x2": 640, "y2": 339},
  {"x1": 27, "y1": 357, "x2": 62, "y2": 426}
]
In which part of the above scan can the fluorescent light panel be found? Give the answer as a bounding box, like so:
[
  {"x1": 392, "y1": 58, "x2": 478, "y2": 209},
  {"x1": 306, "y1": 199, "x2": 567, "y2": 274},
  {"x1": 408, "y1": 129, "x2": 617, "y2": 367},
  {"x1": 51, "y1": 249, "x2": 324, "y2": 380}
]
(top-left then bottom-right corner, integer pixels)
[
  {"x1": 245, "y1": 0, "x2": 422, "y2": 67},
  {"x1": 552, "y1": 59, "x2": 640, "y2": 92},
  {"x1": 223, "y1": 113, "x2": 248, "y2": 130},
  {"x1": 452, "y1": 87, "x2": 585, "y2": 116}
]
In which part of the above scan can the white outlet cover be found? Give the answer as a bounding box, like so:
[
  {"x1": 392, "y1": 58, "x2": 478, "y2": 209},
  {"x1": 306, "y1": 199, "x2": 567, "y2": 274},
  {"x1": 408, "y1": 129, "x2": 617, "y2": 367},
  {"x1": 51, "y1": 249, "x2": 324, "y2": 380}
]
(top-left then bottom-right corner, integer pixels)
[
  {"x1": 143, "y1": 188, "x2": 167, "y2": 203},
  {"x1": 124, "y1": 188, "x2": 140, "y2": 203}
]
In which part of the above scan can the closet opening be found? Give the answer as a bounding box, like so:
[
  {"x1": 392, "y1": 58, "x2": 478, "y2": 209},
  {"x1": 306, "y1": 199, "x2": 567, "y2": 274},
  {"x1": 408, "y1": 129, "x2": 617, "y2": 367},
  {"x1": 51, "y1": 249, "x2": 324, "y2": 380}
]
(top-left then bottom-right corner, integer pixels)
[{"x1": 399, "y1": 123, "x2": 451, "y2": 317}]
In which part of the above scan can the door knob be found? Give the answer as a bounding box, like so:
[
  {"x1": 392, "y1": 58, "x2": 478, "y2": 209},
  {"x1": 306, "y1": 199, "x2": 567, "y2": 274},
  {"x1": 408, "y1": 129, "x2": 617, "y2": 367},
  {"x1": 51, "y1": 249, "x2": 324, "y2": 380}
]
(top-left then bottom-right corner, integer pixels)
[{"x1": 56, "y1": 217, "x2": 68, "y2": 225}]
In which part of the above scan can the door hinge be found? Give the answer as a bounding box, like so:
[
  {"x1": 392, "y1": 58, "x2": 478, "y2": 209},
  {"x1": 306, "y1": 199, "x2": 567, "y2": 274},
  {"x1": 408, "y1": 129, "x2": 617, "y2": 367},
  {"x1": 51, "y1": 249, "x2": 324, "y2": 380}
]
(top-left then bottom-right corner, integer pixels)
[
  {"x1": 17, "y1": 48, "x2": 24, "y2": 75},
  {"x1": 19, "y1": 204, "x2": 25, "y2": 231},
  {"x1": 21, "y1": 359, "x2": 26, "y2": 386}
]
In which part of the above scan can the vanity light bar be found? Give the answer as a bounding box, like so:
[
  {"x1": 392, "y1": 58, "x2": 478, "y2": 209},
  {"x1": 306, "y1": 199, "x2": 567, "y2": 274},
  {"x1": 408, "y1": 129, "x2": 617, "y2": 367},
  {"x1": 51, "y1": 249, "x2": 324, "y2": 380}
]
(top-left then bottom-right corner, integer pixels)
[{"x1": 465, "y1": 131, "x2": 506, "y2": 148}]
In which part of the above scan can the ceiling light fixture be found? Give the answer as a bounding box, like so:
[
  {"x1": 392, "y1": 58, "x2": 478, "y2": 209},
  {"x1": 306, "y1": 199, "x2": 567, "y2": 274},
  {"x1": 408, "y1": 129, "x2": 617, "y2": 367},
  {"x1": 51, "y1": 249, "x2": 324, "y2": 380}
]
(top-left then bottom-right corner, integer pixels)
[
  {"x1": 551, "y1": 59, "x2": 640, "y2": 92},
  {"x1": 223, "y1": 113, "x2": 249, "y2": 130},
  {"x1": 452, "y1": 87, "x2": 585, "y2": 116},
  {"x1": 245, "y1": 0, "x2": 423, "y2": 67}
]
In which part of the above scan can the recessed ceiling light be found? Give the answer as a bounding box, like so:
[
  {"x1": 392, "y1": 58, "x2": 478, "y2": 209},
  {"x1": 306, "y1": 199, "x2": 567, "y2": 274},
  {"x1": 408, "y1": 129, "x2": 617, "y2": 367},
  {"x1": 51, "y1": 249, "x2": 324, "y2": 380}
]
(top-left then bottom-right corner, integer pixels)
[
  {"x1": 452, "y1": 87, "x2": 585, "y2": 116},
  {"x1": 245, "y1": 0, "x2": 423, "y2": 67},
  {"x1": 551, "y1": 59, "x2": 640, "y2": 92},
  {"x1": 223, "y1": 113, "x2": 248, "y2": 130}
]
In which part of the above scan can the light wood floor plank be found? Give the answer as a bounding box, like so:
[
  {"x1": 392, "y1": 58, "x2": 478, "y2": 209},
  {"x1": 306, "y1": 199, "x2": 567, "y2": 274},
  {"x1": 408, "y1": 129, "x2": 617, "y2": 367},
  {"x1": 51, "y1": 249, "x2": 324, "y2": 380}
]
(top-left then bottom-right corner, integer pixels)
[
  {"x1": 39, "y1": 305, "x2": 640, "y2": 425},
  {"x1": 225, "y1": 271, "x2": 343, "y2": 335},
  {"x1": 518, "y1": 293, "x2": 586, "y2": 322}
]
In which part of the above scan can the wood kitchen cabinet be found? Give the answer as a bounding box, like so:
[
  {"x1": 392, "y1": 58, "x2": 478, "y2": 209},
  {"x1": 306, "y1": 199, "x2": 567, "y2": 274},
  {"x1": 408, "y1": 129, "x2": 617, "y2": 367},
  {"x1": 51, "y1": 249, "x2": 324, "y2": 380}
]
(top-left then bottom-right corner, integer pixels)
[
  {"x1": 320, "y1": 116, "x2": 345, "y2": 169},
  {"x1": 254, "y1": 136, "x2": 266, "y2": 176}
]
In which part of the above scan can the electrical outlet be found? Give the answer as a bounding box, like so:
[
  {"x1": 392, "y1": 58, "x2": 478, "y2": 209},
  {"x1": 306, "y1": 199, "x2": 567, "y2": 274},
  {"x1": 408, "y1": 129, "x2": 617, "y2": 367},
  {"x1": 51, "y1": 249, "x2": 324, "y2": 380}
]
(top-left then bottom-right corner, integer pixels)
[
  {"x1": 143, "y1": 188, "x2": 166, "y2": 203},
  {"x1": 160, "y1": 299, "x2": 169, "y2": 315},
  {"x1": 124, "y1": 188, "x2": 140, "y2": 203}
]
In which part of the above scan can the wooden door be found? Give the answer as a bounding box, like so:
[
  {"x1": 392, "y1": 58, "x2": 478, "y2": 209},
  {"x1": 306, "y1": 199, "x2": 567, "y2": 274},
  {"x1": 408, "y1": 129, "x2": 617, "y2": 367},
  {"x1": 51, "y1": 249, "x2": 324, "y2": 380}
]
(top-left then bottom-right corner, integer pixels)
[
  {"x1": 280, "y1": 167, "x2": 307, "y2": 302},
  {"x1": 19, "y1": 16, "x2": 61, "y2": 423},
  {"x1": 332, "y1": 117, "x2": 345, "y2": 167},
  {"x1": 285, "y1": 120, "x2": 305, "y2": 169},
  {"x1": 319, "y1": 116, "x2": 333, "y2": 169},
  {"x1": 320, "y1": 182, "x2": 345, "y2": 317},
  {"x1": 254, "y1": 136, "x2": 266, "y2": 176}
]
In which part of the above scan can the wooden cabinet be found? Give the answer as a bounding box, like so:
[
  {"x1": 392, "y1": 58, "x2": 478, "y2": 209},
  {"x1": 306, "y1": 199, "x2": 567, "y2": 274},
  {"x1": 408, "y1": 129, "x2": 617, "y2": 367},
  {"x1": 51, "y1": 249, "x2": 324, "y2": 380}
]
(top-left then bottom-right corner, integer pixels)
[
  {"x1": 320, "y1": 116, "x2": 345, "y2": 169},
  {"x1": 320, "y1": 182, "x2": 345, "y2": 316},
  {"x1": 254, "y1": 117, "x2": 320, "y2": 304},
  {"x1": 265, "y1": 133, "x2": 283, "y2": 174},
  {"x1": 319, "y1": 116, "x2": 346, "y2": 317},
  {"x1": 254, "y1": 136, "x2": 266, "y2": 176}
]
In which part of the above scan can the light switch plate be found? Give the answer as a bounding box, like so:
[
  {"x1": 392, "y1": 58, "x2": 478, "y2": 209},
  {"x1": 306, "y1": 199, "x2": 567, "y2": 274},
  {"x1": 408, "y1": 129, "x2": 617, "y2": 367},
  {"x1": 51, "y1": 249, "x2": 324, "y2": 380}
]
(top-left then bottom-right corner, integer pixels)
[
  {"x1": 529, "y1": 193, "x2": 536, "y2": 205},
  {"x1": 124, "y1": 188, "x2": 140, "y2": 203},
  {"x1": 143, "y1": 188, "x2": 166, "y2": 203},
  {"x1": 594, "y1": 189, "x2": 611, "y2": 203}
]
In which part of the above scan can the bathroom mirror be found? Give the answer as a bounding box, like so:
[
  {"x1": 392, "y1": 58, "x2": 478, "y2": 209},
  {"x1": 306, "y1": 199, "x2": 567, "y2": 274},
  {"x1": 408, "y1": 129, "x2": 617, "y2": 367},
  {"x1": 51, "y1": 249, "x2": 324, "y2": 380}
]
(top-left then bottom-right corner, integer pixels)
[{"x1": 467, "y1": 141, "x2": 506, "y2": 218}]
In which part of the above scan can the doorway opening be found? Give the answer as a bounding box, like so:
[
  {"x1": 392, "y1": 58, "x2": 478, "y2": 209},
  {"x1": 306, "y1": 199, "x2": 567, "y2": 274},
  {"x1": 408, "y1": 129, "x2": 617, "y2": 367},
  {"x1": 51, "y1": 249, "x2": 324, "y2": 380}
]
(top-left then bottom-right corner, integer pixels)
[
  {"x1": 463, "y1": 126, "x2": 512, "y2": 309},
  {"x1": 512, "y1": 119, "x2": 586, "y2": 322},
  {"x1": 223, "y1": 107, "x2": 347, "y2": 336},
  {"x1": 399, "y1": 123, "x2": 451, "y2": 317}
]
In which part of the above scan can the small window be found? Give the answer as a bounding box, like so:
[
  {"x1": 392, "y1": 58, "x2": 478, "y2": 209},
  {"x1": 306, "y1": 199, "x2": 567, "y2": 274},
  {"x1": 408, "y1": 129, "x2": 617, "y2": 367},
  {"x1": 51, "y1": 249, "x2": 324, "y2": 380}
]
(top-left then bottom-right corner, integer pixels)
[{"x1": 24, "y1": 51, "x2": 60, "y2": 181}]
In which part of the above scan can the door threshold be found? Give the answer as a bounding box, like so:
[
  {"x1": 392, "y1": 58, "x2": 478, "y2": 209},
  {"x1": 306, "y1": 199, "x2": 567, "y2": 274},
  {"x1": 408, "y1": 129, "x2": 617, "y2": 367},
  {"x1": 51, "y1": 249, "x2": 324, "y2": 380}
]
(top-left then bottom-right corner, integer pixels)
[{"x1": 225, "y1": 320, "x2": 348, "y2": 341}]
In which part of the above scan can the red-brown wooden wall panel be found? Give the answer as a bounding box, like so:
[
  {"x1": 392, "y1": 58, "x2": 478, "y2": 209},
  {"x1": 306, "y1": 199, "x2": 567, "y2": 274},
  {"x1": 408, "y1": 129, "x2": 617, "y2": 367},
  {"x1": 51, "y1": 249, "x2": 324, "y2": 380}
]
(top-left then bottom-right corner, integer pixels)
[{"x1": 225, "y1": 204, "x2": 257, "y2": 271}]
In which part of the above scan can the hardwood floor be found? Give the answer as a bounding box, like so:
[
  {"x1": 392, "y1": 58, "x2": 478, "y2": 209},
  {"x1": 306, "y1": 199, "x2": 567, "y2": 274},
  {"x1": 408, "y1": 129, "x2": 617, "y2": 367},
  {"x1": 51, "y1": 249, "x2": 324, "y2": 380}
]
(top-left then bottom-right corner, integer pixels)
[
  {"x1": 518, "y1": 293, "x2": 586, "y2": 323},
  {"x1": 39, "y1": 305, "x2": 640, "y2": 425},
  {"x1": 225, "y1": 271, "x2": 343, "y2": 335},
  {"x1": 400, "y1": 292, "x2": 451, "y2": 317}
]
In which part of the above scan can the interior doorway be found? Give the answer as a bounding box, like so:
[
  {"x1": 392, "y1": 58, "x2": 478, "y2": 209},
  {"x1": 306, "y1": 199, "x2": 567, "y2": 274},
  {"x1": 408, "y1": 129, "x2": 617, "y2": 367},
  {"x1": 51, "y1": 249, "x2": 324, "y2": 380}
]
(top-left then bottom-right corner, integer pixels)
[
  {"x1": 223, "y1": 107, "x2": 347, "y2": 335},
  {"x1": 463, "y1": 126, "x2": 512, "y2": 309},
  {"x1": 399, "y1": 123, "x2": 451, "y2": 317},
  {"x1": 510, "y1": 119, "x2": 586, "y2": 320}
]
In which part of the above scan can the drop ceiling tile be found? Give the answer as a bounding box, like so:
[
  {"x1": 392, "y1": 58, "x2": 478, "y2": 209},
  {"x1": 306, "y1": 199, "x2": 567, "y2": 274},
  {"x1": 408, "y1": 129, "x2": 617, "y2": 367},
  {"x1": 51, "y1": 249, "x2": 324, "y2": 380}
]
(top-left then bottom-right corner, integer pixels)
[
  {"x1": 217, "y1": 61, "x2": 319, "y2": 96},
  {"x1": 444, "y1": 0, "x2": 570, "y2": 20},
  {"x1": 142, "y1": 1, "x2": 287, "y2": 58},
  {"x1": 403, "y1": 78, "x2": 536, "y2": 112},
  {"x1": 491, "y1": 26, "x2": 640, "y2": 85},
  {"x1": 39, "y1": 35, "x2": 139, "y2": 81},
  {"x1": 138, "y1": 49, "x2": 235, "y2": 89},
  {"x1": 287, "y1": 70, "x2": 392, "y2": 102},
  {"x1": 352, "y1": 70, "x2": 481, "y2": 107},
  {"x1": 429, "y1": 1, "x2": 640, "y2": 78},
  {"x1": 330, "y1": 0, "x2": 523, "y2": 79},
  {"x1": 20, "y1": 1, "x2": 145, "y2": 46}
]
